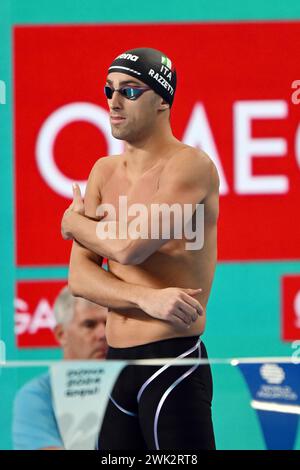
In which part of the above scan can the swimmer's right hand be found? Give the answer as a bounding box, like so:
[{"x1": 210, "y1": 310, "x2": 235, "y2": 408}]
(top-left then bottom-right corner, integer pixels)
[{"x1": 138, "y1": 287, "x2": 204, "y2": 329}]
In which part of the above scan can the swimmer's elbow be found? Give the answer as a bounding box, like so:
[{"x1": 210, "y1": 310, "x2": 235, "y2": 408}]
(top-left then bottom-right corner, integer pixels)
[
  {"x1": 116, "y1": 242, "x2": 146, "y2": 265},
  {"x1": 68, "y1": 275, "x2": 80, "y2": 297},
  {"x1": 68, "y1": 269, "x2": 84, "y2": 297}
]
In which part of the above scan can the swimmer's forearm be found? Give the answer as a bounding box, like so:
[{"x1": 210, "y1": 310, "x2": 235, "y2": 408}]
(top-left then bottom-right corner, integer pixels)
[
  {"x1": 67, "y1": 212, "x2": 132, "y2": 263},
  {"x1": 65, "y1": 212, "x2": 163, "y2": 265},
  {"x1": 71, "y1": 270, "x2": 150, "y2": 310},
  {"x1": 69, "y1": 242, "x2": 153, "y2": 310}
]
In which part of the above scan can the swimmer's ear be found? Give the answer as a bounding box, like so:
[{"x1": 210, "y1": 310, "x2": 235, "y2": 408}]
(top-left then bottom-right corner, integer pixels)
[{"x1": 157, "y1": 98, "x2": 170, "y2": 112}]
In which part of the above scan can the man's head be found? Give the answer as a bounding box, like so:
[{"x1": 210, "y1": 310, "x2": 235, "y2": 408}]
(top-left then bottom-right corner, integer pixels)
[
  {"x1": 105, "y1": 47, "x2": 176, "y2": 142},
  {"x1": 53, "y1": 286, "x2": 108, "y2": 360}
]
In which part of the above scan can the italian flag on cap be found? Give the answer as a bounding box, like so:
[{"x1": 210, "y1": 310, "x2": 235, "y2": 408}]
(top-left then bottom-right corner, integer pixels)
[{"x1": 161, "y1": 55, "x2": 172, "y2": 69}]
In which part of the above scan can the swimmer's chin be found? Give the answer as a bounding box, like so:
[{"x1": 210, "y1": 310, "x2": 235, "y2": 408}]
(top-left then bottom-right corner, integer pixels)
[
  {"x1": 111, "y1": 134, "x2": 123, "y2": 140},
  {"x1": 110, "y1": 129, "x2": 127, "y2": 140},
  {"x1": 111, "y1": 125, "x2": 123, "y2": 139}
]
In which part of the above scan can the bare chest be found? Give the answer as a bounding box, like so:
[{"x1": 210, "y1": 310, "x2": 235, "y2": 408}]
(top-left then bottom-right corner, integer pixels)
[{"x1": 100, "y1": 162, "x2": 162, "y2": 220}]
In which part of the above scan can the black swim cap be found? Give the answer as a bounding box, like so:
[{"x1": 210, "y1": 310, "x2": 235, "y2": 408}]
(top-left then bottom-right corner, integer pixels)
[{"x1": 107, "y1": 47, "x2": 177, "y2": 107}]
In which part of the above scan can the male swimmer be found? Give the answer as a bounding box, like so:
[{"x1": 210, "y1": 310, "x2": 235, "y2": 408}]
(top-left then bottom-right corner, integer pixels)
[{"x1": 62, "y1": 47, "x2": 219, "y2": 450}]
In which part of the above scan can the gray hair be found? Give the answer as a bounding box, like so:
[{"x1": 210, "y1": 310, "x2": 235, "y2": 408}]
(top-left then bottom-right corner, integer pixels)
[{"x1": 53, "y1": 285, "x2": 76, "y2": 325}]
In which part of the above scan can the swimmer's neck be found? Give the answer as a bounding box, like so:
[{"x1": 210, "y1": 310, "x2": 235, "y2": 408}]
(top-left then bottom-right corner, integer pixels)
[{"x1": 123, "y1": 130, "x2": 180, "y2": 173}]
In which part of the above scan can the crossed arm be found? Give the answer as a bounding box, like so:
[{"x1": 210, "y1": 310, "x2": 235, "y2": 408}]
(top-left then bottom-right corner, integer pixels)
[
  {"x1": 65, "y1": 150, "x2": 213, "y2": 323},
  {"x1": 62, "y1": 150, "x2": 212, "y2": 265}
]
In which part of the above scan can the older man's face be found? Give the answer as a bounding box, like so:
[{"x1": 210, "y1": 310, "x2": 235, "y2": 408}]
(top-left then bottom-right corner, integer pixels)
[{"x1": 63, "y1": 300, "x2": 108, "y2": 360}]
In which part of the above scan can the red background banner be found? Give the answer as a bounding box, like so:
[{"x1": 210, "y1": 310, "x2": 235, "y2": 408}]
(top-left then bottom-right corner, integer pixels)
[
  {"x1": 15, "y1": 280, "x2": 64, "y2": 347},
  {"x1": 14, "y1": 22, "x2": 300, "y2": 265}
]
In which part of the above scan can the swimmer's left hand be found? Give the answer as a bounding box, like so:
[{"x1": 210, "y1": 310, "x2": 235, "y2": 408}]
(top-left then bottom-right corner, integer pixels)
[{"x1": 61, "y1": 183, "x2": 85, "y2": 240}]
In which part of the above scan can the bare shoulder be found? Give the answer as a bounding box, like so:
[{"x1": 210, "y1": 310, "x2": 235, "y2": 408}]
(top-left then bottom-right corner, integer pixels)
[
  {"x1": 91, "y1": 154, "x2": 120, "y2": 178},
  {"x1": 87, "y1": 154, "x2": 121, "y2": 192},
  {"x1": 163, "y1": 144, "x2": 219, "y2": 189}
]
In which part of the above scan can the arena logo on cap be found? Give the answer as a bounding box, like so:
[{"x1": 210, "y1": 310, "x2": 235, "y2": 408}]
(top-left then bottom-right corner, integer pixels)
[{"x1": 117, "y1": 53, "x2": 139, "y2": 62}]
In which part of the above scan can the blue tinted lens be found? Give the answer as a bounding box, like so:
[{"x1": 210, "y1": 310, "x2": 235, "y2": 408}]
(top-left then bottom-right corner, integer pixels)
[
  {"x1": 121, "y1": 87, "x2": 143, "y2": 99},
  {"x1": 104, "y1": 85, "x2": 144, "y2": 100}
]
